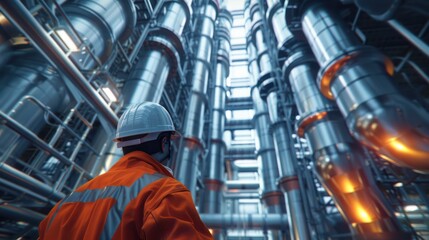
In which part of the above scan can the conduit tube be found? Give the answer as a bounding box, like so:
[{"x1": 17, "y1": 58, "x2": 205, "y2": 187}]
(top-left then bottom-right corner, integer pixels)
[
  {"x1": 199, "y1": 8, "x2": 232, "y2": 238},
  {"x1": 245, "y1": 3, "x2": 285, "y2": 239},
  {"x1": 284, "y1": 41, "x2": 409, "y2": 239},
  {"x1": 201, "y1": 214, "x2": 288, "y2": 230},
  {"x1": 301, "y1": 3, "x2": 429, "y2": 173},
  {"x1": 249, "y1": 1, "x2": 309, "y2": 239},
  {"x1": 122, "y1": 0, "x2": 192, "y2": 107},
  {"x1": 176, "y1": 1, "x2": 218, "y2": 198}
]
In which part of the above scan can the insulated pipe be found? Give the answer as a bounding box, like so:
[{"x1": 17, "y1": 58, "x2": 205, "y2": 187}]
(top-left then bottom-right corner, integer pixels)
[
  {"x1": 61, "y1": 0, "x2": 136, "y2": 69},
  {"x1": 122, "y1": 0, "x2": 192, "y2": 107},
  {"x1": 245, "y1": 0, "x2": 284, "y2": 219},
  {"x1": 302, "y1": 3, "x2": 429, "y2": 173},
  {"x1": 200, "y1": 214, "x2": 288, "y2": 230},
  {"x1": 248, "y1": 1, "x2": 309, "y2": 239},
  {"x1": 176, "y1": 1, "x2": 218, "y2": 198},
  {"x1": 0, "y1": 0, "x2": 119, "y2": 128},
  {"x1": 283, "y1": 42, "x2": 409, "y2": 239},
  {"x1": 0, "y1": 52, "x2": 69, "y2": 164},
  {"x1": 199, "y1": 8, "x2": 232, "y2": 218}
]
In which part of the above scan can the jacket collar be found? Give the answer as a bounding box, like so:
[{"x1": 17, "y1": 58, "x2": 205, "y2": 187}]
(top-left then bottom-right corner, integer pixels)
[{"x1": 111, "y1": 151, "x2": 174, "y2": 178}]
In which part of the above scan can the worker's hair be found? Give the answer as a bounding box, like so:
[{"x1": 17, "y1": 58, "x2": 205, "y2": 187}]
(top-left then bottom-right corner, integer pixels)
[{"x1": 122, "y1": 132, "x2": 172, "y2": 155}]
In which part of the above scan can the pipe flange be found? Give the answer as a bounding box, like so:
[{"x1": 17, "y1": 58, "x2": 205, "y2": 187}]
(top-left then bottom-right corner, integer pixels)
[
  {"x1": 257, "y1": 71, "x2": 277, "y2": 100},
  {"x1": 317, "y1": 46, "x2": 394, "y2": 99},
  {"x1": 282, "y1": 46, "x2": 317, "y2": 81},
  {"x1": 219, "y1": 9, "x2": 233, "y2": 27},
  {"x1": 148, "y1": 26, "x2": 186, "y2": 67},
  {"x1": 182, "y1": 136, "x2": 206, "y2": 152},
  {"x1": 203, "y1": 178, "x2": 224, "y2": 191},
  {"x1": 143, "y1": 38, "x2": 179, "y2": 80},
  {"x1": 278, "y1": 175, "x2": 300, "y2": 192},
  {"x1": 261, "y1": 190, "x2": 284, "y2": 206},
  {"x1": 62, "y1": 4, "x2": 115, "y2": 64},
  {"x1": 296, "y1": 107, "x2": 338, "y2": 137}
]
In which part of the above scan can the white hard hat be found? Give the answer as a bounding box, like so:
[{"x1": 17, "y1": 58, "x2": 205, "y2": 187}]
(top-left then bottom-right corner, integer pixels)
[{"x1": 114, "y1": 102, "x2": 175, "y2": 144}]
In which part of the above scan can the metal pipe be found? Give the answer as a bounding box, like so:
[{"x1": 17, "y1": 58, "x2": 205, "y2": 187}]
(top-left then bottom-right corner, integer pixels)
[
  {"x1": 387, "y1": 19, "x2": 429, "y2": 58},
  {"x1": 227, "y1": 145, "x2": 255, "y2": 156},
  {"x1": 60, "y1": 0, "x2": 136, "y2": 69},
  {"x1": 225, "y1": 119, "x2": 253, "y2": 130},
  {"x1": 245, "y1": 6, "x2": 286, "y2": 240},
  {"x1": 200, "y1": 214, "x2": 288, "y2": 230},
  {"x1": 248, "y1": 1, "x2": 309, "y2": 239},
  {"x1": 0, "y1": 111, "x2": 92, "y2": 181},
  {"x1": 176, "y1": 1, "x2": 218, "y2": 198},
  {"x1": 200, "y1": 8, "x2": 232, "y2": 215},
  {"x1": 122, "y1": 0, "x2": 192, "y2": 107},
  {"x1": 225, "y1": 154, "x2": 256, "y2": 160},
  {"x1": 226, "y1": 96, "x2": 253, "y2": 110},
  {"x1": 226, "y1": 180, "x2": 260, "y2": 190},
  {"x1": 283, "y1": 39, "x2": 409, "y2": 239},
  {"x1": 0, "y1": 205, "x2": 45, "y2": 225},
  {"x1": 302, "y1": 2, "x2": 429, "y2": 173},
  {"x1": 0, "y1": 0, "x2": 119, "y2": 128},
  {"x1": 0, "y1": 33, "x2": 11, "y2": 67},
  {"x1": 0, "y1": 52, "x2": 70, "y2": 164},
  {"x1": 224, "y1": 191, "x2": 260, "y2": 199}
]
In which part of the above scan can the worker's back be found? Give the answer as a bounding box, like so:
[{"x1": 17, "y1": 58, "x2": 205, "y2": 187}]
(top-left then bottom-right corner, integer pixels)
[{"x1": 39, "y1": 151, "x2": 213, "y2": 240}]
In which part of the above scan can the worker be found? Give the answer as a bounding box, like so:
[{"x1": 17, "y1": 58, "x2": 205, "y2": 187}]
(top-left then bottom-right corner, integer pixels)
[{"x1": 39, "y1": 102, "x2": 213, "y2": 240}]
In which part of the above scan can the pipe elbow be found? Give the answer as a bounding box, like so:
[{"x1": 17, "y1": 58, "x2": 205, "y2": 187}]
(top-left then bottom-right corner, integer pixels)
[
  {"x1": 347, "y1": 95, "x2": 429, "y2": 172},
  {"x1": 314, "y1": 144, "x2": 407, "y2": 238}
]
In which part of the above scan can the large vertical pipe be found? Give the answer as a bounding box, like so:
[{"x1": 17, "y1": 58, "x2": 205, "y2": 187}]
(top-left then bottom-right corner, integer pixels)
[
  {"x1": 199, "y1": 8, "x2": 232, "y2": 239},
  {"x1": 250, "y1": 0, "x2": 310, "y2": 239},
  {"x1": 283, "y1": 40, "x2": 409, "y2": 239},
  {"x1": 245, "y1": 2, "x2": 285, "y2": 239},
  {"x1": 121, "y1": 0, "x2": 192, "y2": 107},
  {"x1": 301, "y1": 2, "x2": 429, "y2": 173},
  {"x1": 176, "y1": 0, "x2": 218, "y2": 198}
]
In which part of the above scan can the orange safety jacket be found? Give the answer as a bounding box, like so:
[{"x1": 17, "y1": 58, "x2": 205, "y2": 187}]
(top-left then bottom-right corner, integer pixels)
[{"x1": 39, "y1": 151, "x2": 213, "y2": 240}]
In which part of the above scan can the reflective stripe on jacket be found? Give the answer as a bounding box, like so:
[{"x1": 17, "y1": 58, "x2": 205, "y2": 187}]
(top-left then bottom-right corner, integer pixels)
[{"x1": 38, "y1": 151, "x2": 213, "y2": 240}]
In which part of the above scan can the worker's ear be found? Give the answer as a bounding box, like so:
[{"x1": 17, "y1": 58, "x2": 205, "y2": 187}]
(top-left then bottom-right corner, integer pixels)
[{"x1": 161, "y1": 136, "x2": 170, "y2": 153}]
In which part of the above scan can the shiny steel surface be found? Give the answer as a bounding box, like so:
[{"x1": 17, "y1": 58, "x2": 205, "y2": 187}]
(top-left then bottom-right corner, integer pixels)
[
  {"x1": 200, "y1": 213, "x2": 289, "y2": 229},
  {"x1": 122, "y1": 0, "x2": 191, "y2": 108},
  {"x1": 285, "y1": 41, "x2": 407, "y2": 238},
  {"x1": 63, "y1": 0, "x2": 136, "y2": 68},
  {"x1": 200, "y1": 8, "x2": 232, "y2": 215},
  {"x1": 302, "y1": 3, "x2": 429, "y2": 172},
  {"x1": 176, "y1": 1, "x2": 218, "y2": 197}
]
